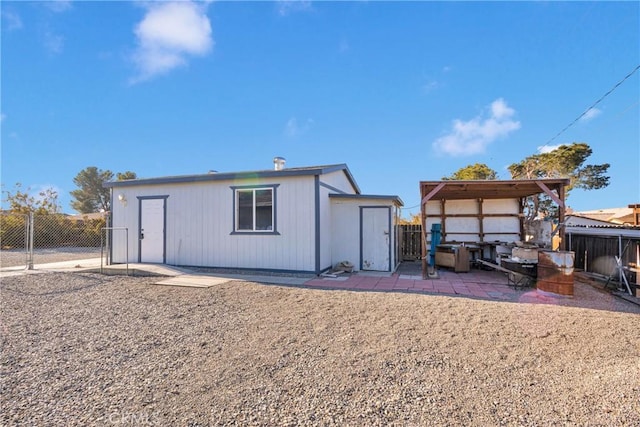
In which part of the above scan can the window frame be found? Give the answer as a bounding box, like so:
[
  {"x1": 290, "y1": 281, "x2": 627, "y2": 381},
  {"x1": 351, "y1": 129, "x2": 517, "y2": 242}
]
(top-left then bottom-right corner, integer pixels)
[{"x1": 230, "y1": 184, "x2": 280, "y2": 235}]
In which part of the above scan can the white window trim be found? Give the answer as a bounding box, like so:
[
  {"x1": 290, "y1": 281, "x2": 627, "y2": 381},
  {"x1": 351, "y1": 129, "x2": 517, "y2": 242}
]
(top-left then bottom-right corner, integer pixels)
[{"x1": 230, "y1": 184, "x2": 280, "y2": 235}]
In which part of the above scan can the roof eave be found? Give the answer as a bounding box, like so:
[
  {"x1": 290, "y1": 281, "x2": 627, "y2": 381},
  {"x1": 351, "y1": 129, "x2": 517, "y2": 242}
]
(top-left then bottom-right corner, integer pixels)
[{"x1": 104, "y1": 163, "x2": 360, "y2": 190}]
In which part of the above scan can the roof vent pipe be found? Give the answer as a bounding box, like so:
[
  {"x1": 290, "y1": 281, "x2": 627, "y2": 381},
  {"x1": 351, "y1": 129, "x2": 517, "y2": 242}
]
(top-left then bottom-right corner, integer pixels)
[{"x1": 273, "y1": 157, "x2": 286, "y2": 171}]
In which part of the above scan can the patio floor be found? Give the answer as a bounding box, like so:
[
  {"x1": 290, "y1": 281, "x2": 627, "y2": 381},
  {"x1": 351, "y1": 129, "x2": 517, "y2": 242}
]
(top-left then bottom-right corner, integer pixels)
[{"x1": 304, "y1": 261, "x2": 526, "y2": 302}]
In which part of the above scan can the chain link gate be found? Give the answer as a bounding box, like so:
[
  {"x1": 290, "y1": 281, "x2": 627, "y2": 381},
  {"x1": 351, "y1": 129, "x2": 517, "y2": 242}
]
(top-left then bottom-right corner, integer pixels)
[{"x1": 0, "y1": 213, "x2": 30, "y2": 268}]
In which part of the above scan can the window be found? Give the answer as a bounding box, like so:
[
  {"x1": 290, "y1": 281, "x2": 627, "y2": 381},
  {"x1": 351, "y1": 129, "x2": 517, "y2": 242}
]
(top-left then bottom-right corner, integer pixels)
[{"x1": 234, "y1": 187, "x2": 276, "y2": 232}]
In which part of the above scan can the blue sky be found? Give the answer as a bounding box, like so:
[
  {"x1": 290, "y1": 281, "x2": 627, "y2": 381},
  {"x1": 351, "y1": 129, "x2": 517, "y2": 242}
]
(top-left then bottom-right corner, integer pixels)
[{"x1": 1, "y1": 1, "x2": 639, "y2": 217}]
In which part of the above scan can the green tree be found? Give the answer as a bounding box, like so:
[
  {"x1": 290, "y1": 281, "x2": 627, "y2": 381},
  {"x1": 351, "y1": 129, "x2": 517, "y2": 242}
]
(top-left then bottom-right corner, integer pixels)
[
  {"x1": 398, "y1": 213, "x2": 421, "y2": 225},
  {"x1": 70, "y1": 167, "x2": 114, "y2": 213},
  {"x1": 1, "y1": 183, "x2": 61, "y2": 215},
  {"x1": 507, "y1": 142, "x2": 609, "y2": 220},
  {"x1": 443, "y1": 163, "x2": 498, "y2": 180},
  {"x1": 508, "y1": 142, "x2": 609, "y2": 187},
  {"x1": 116, "y1": 171, "x2": 137, "y2": 181},
  {"x1": 70, "y1": 167, "x2": 138, "y2": 213}
]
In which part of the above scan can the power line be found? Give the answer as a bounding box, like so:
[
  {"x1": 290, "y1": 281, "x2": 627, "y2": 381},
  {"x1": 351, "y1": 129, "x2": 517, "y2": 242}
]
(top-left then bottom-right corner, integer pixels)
[
  {"x1": 542, "y1": 64, "x2": 640, "y2": 148},
  {"x1": 511, "y1": 65, "x2": 640, "y2": 180},
  {"x1": 403, "y1": 67, "x2": 638, "y2": 207}
]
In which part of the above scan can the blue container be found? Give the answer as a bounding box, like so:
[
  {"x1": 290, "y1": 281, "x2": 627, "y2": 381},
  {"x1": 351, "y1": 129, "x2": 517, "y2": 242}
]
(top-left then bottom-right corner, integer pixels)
[{"x1": 429, "y1": 223, "x2": 442, "y2": 267}]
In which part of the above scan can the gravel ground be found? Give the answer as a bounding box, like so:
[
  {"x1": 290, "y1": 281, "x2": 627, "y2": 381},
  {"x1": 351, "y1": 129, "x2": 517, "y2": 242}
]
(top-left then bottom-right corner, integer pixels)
[
  {"x1": 1, "y1": 271, "x2": 639, "y2": 426},
  {"x1": 0, "y1": 248, "x2": 102, "y2": 268}
]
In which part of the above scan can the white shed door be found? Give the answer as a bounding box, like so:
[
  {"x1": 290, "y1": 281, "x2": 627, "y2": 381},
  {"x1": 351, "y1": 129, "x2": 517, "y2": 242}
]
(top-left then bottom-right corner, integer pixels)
[
  {"x1": 362, "y1": 207, "x2": 390, "y2": 271},
  {"x1": 140, "y1": 198, "x2": 165, "y2": 263}
]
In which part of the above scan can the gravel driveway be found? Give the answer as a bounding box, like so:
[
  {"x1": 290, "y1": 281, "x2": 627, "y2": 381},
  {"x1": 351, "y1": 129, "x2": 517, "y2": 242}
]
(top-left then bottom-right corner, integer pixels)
[
  {"x1": 1, "y1": 272, "x2": 639, "y2": 426},
  {"x1": 1, "y1": 247, "x2": 102, "y2": 268}
]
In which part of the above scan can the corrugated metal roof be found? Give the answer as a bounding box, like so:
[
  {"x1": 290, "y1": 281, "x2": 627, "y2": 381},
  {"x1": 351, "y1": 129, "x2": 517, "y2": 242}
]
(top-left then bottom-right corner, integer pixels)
[{"x1": 566, "y1": 223, "x2": 640, "y2": 238}]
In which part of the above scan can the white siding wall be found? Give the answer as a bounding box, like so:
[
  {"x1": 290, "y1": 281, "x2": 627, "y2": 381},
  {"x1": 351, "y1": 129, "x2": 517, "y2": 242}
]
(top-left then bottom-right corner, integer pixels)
[
  {"x1": 320, "y1": 170, "x2": 357, "y2": 194},
  {"x1": 110, "y1": 189, "x2": 137, "y2": 264},
  {"x1": 482, "y1": 199, "x2": 519, "y2": 214},
  {"x1": 442, "y1": 200, "x2": 478, "y2": 242},
  {"x1": 318, "y1": 184, "x2": 332, "y2": 272},
  {"x1": 330, "y1": 198, "x2": 397, "y2": 272},
  {"x1": 110, "y1": 175, "x2": 318, "y2": 272},
  {"x1": 482, "y1": 199, "x2": 520, "y2": 242},
  {"x1": 330, "y1": 200, "x2": 360, "y2": 270},
  {"x1": 424, "y1": 198, "x2": 521, "y2": 243},
  {"x1": 423, "y1": 200, "x2": 442, "y2": 242},
  {"x1": 318, "y1": 170, "x2": 359, "y2": 272}
]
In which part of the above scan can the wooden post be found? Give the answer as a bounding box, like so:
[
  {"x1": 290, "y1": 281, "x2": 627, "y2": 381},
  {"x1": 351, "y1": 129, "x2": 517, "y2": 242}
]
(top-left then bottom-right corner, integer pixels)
[
  {"x1": 421, "y1": 186, "x2": 426, "y2": 279},
  {"x1": 558, "y1": 184, "x2": 566, "y2": 251},
  {"x1": 519, "y1": 197, "x2": 525, "y2": 243},
  {"x1": 440, "y1": 199, "x2": 446, "y2": 243},
  {"x1": 629, "y1": 204, "x2": 640, "y2": 226},
  {"x1": 477, "y1": 198, "x2": 484, "y2": 243}
]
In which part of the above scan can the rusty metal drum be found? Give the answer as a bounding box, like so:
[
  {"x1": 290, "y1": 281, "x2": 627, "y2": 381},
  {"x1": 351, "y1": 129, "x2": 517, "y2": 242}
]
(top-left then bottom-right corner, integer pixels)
[{"x1": 537, "y1": 251, "x2": 575, "y2": 296}]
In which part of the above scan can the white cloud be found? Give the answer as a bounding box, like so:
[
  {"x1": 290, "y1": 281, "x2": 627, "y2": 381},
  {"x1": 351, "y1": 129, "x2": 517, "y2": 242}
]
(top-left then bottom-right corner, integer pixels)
[
  {"x1": 46, "y1": 0, "x2": 72, "y2": 13},
  {"x1": 579, "y1": 107, "x2": 601, "y2": 123},
  {"x1": 2, "y1": 10, "x2": 23, "y2": 31},
  {"x1": 422, "y1": 80, "x2": 439, "y2": 93},
  {"x1": 131, "y1": 1, "x2": 213, "y2": 83},
  {"x1": 490, "y1": 98, "x2": 515, "y2": 119},
  {"x1": 44, "y1": 31, "x2": 64, "y2": 54},
  {"x1": 537, "y1": 144, "x2": 562, "y2": 154},
  {"x1": 421, "y1": 66, "x2": 451, "y2": 95},
  {"x1": 284, "y1": 117, "x2": 314, "y2": 137},
  {"x1": 277, "y1": 0, "x2": 313, "y2": 16},
  {"x1": 433, "y1": 98, "x2": 521, "y2": 156}
]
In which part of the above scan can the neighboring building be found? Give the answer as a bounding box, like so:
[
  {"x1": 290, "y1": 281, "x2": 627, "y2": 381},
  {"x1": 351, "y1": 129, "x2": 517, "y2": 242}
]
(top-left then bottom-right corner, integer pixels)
[
  {"x1": 104, "y1": 160, "x2": 403, "y2": 274},
  {"x1": 564, "y1": 216, "x2": 640, "y2": 285},
  {"x1": 569, "y1": 205, "x2": 640, "y2": 225},
  {"x1": 66, "y1": 212, "x2": 108, "y2": 222}
]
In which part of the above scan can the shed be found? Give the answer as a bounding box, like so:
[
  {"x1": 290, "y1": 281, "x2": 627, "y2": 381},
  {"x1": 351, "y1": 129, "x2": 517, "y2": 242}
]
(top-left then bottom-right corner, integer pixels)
[
  {"x1": 104, "y1": 161, "x2": 403, "y2": 275},
  {"x1": 329, "y1": 194, "x2": 404, "y2": 272},
  {"x1": 420, "y1": 179, "x2": 570, "y2": 278},
  {"x1": 565, "y1": 217, "x2": 640, "y2": 283}
]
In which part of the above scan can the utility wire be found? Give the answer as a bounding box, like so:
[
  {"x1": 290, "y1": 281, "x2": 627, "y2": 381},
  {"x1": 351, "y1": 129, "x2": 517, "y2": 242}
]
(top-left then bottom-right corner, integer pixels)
[
  {"x1": 542, "y1": 64, "x2": 640, "y2": 148},
  {"x1": 403, "y1": 66, "x2": 639, "y2": 213},
  {"x1": 511, "y1": 65, "x2": 640, "y2": 180}
]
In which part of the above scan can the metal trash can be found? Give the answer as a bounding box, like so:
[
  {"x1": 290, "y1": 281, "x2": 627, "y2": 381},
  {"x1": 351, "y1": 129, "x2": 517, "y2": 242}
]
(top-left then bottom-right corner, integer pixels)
[{"x1": 537, "y1": 250, "x2": 574, "y2": 296}]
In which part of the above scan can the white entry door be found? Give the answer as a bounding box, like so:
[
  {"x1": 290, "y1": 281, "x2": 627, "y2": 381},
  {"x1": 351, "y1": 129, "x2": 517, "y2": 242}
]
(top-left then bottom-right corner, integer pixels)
[
  {"x1": 362, "y1": 207, "x2": 390, "y2": 271},
  {"x1": 140, "y1": 198, "x2": 165, "y2": 263}
]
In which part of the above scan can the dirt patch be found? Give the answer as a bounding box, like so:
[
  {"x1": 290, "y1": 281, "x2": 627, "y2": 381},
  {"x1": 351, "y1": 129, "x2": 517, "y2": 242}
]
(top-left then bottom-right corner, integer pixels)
[{"x1": 1, "y1": 272, "x2": 639, "y2": 426}]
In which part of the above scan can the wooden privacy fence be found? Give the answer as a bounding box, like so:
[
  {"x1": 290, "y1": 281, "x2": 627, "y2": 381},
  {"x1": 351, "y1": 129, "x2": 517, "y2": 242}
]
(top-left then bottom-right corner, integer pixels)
[{"x1": 400, "y1": 224, "x2": 422, "y2": 260}]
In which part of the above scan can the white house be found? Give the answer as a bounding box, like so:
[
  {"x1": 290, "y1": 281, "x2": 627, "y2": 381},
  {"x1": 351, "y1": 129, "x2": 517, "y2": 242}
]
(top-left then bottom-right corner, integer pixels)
[{"x1": 104, "y1": 160, "x2": 403, "y2": 275}]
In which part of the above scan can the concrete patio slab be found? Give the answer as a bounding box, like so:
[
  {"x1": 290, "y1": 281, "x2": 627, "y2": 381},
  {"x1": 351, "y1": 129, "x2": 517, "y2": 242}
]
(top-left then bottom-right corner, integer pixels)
[{"x1": 154, "y1": 275, "x2": 232, "y2": 288}]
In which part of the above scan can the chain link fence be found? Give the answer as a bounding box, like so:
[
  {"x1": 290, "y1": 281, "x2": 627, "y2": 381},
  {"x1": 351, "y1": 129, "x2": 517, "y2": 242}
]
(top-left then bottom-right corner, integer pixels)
[
  {"x1": 0, "y1": 212, "x2": 108, "y2": 269},
  {"x1": 0, "y1": 213, "x2": 29, "y2": 268}
]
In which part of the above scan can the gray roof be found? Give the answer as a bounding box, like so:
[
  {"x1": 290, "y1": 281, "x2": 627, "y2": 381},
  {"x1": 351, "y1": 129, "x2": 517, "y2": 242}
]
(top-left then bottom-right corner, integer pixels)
[
  {"x1": 104, "y1": 163, "x2": 361, "y2": 194},
  {"x1": 329, "y1": 193, "x2": 404, "y2": 206}
]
